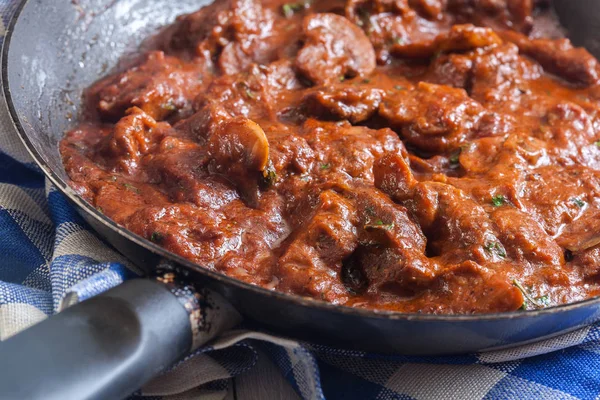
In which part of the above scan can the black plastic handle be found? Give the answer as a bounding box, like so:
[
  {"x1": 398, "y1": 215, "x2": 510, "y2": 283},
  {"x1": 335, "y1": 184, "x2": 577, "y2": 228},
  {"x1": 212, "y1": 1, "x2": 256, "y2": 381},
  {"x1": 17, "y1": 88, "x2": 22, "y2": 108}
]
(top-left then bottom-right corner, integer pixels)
[{"x1": 0, "y1": 279, "x2": 194, "y2": 400}]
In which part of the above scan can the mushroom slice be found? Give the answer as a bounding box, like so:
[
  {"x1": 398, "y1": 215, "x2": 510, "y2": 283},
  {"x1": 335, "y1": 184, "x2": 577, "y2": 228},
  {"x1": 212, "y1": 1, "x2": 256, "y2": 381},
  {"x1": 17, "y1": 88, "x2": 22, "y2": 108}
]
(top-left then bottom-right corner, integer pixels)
[
  {"x1": 295, "y1": 13, "x2": 376, "y2": 85},
  {"x1": 208, "y1": 117, "x2": 270, "y2": 172}
]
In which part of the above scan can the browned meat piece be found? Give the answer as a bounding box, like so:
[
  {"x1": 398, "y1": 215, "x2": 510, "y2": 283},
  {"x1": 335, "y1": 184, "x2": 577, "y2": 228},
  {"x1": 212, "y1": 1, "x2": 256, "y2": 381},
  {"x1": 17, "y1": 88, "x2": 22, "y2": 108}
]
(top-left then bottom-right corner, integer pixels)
[
  {"x1": 391, "y1": 24, "x2": 502, "y2": 58},
  {"x1": 572, "y1": 245, "x2": 600, "y2": 281},
  {"x1": 491, "y1": 207, "x2": 564, "y2": 265},
  {"x1": 410, "y1": 182, "x2": 504, "y2": 264},
  {"x1": 379, "y1": 82, "x2": 492, "y2": 153},
  {"x1": 190, "y1": 61, "x2": 303, "y2": 128},
  {"x1": 409, "y1": 0, "x2": 447, "y2": 20},
  {"x1": 501, "y1": 30, "x2": 600, "y2": 86},
  {"x1": 345, "y1": 0, "x2": 438, "y2": 62},
  {"x1": 295, "y1": 13, "x2": 376, "y2": 85},
  {"x1": 430, "y1": 261, "x2": 525, "y2": 313},
  {"x1": 448, "y1": 0, "x2": 534, "y2": 33},
  {"x1": 277, "y1": 190, "x2": 358, "y2": 302},
  {"x1": 351, "y1": 188, "x2": 438, "y2": 292},
  {"x1": 166, "y1": 0, "x2": 283, "y2": 75},
  {"x1": 557, "y1": 209, "x2": 600, "y2": 253},
  {"x1": 301, "y1": 119, "x2": 406, "y2": 183},
  {"x1": 302, "y1": 84, "x2": 384, "y2": 123},
  {"x1": 522, "y1": 166, "x2": 600, "y2": 237},
  {"x1": 91, "y1": 51, "x2": 206, "y2": 122},
  {"x1": 373, "y1": 153, "x2": 416, "y2": 202},
  {"x1": 97, "y1": 107, "x2": 169, "y2": 175}
]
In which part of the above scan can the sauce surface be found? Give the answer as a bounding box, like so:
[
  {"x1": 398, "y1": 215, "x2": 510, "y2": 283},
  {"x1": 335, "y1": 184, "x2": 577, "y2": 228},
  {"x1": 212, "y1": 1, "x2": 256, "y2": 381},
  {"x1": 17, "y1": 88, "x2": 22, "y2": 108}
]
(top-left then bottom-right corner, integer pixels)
[{"x1": 61, "y1": 0, "x2": 600, "y2": 313}]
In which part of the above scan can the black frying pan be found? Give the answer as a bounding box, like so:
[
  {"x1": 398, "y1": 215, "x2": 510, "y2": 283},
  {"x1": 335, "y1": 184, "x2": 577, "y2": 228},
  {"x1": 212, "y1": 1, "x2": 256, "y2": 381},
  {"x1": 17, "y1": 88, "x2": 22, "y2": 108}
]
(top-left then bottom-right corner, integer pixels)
[{"x1": 2, "y1": 0, "x2": 600, "y2": 399}]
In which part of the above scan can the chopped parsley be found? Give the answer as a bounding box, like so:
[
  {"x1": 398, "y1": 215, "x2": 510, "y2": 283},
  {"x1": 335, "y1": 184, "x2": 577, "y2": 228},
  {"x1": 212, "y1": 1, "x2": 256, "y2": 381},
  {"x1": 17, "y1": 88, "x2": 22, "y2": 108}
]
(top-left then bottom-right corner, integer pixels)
[
  {"x1": 150, "y1": 232, "x2": 164, "y2": 243},
  {"x1": 362, "y1": 79, "x2": 371, "y2": 84},
  {"x1": 161, "y1": 100, "x2": 177, "y2": 112},
  {"x1": 595, "y1": 140, "x2": 600, "y2": 147},
  {"x1": 263, "y1": 166, "x2": 277, "y2": 186},
  {"x1": 281, "y1": 2, "x2": 308, "y2": 18},
  {"x1": 96, "y1": 206, "x2": 103, "y2": 214},
  {"x1": 364, "y1": 219, "x2": 395, "y2": 231},
  {"x1": 393, "y1": 37, "x2": 406, "y2": 45},
  {"x1": 485, "y1": 241, "x2": 506, "y2": 258},
  {"x1": 339, "y1": 75, "x2": 346, "y2": 82},
  {"x1": 512, "y1": 279, "x2": 550, "y2": 310},
  {"x1": 492, "y1": 195, "x2": 507, "y2": 207},
  {"x1": 123, "y1": 183, "x2": 140, "y2": 194},
  {"x1": 320, "y1": 163, "x2": 331, "y2": 170},
  {"x1": 237, "y1": 82, "x2": 256, "y2": 99},
  {"x1": 449, "y1": 149, "x2": 461, "y2": 165},
  {"x1": 572, "y1": 198, "x2": 586, "y2": 208},
  {"x1": 394, "y1": 85, "x2": 406, "y2": 91}
]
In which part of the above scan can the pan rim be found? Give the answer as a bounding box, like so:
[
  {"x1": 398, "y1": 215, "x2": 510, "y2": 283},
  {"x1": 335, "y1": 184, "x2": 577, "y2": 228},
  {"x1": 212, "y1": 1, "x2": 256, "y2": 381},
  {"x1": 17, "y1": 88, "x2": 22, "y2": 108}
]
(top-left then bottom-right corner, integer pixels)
[{"x1": 4, "y1": 0, "x2": 600, "y2": 324}]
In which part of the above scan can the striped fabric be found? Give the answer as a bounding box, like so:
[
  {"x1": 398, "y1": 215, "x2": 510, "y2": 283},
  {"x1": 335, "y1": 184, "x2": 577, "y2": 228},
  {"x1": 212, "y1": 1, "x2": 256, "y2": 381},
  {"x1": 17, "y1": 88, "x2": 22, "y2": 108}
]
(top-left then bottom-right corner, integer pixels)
[{"x1": 2, "y1": 1, "x2": 600, "y2": 399}]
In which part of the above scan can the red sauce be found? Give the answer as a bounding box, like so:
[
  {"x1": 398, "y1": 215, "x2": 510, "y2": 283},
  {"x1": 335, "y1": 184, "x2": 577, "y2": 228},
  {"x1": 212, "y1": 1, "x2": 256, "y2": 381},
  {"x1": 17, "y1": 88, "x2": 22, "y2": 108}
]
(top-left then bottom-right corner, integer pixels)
[{"x1": 61, "y1": 0, "x2": 600, "y2": 313}]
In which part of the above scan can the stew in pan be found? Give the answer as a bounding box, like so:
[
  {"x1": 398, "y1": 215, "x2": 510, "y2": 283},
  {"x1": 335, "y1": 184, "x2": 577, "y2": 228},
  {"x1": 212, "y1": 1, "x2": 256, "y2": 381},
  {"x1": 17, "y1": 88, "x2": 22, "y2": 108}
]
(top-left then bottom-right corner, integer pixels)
[{"x1": 60, "y1": 0, "x2": 600, "y2": 314}]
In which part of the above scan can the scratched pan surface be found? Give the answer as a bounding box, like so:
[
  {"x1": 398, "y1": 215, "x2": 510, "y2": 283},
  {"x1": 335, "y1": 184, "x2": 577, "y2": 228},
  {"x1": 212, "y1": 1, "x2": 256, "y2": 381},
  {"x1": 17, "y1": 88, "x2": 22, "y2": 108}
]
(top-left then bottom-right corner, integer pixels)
[{"x1": 5, "y1": 0, "x2": 600, "y2": 355}]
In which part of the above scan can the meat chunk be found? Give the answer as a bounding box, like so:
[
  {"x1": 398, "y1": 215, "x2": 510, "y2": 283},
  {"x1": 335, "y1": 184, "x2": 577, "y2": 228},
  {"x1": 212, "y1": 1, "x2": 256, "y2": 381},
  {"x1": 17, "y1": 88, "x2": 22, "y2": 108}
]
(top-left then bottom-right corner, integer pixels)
[
  {"x1": 91, "y1": 51, "x2": 206, "y2": 121},
  {"x1": 277, "y1": 190, "x2": 359, "y2": 302},
  {"x1": 351, "y1": 188, "x2": 438, "y2": 292},
  {"x1": 391, "y1": 24, "x2": 502, "y2": 59},
  {"x1": 410, "y1": 182, "x2": 504, "y2": 264},
  {"x1": 448, "y1": 0, "x2": 534, "y2": 33},
  {"x1": 500, "y1": 31, "x2": 600, "y2": 86},
  {"x1": 167, "y1": 0, "x2": 282, "y2": 74},
  {"x1": 522, "y1": 166, "x2": 600, "y2": 237},
  {"x1": 98, "y1": 107, "x2": 168, "y2": 175},
  {"x1": 295, "y1": 13, "x2": 376, "y2": 85},
  {"x1": 301, "y1": 119, "x2": 406, "y2": 183},
  {"x1": 190, "y1": 61, "x2": 303, "y2": 129},
  {"x1": 302, "y1": 84, "x2": 384, "y2": 123},
  {"x1": 491, "y1": 207, "x2": 564, "y2": 265},
  {"x1": 345, "y1": 0, "x2": 441, "y2": 63},
  {"x1": 379, "y1": 82, "x2": 492, "y2": 153},
  {"x1": 374, "y1": 153, "x2": 416, "y2": 202},
  {"x1": 430, "y1": 261, "x2": 525, "y2": 313}
]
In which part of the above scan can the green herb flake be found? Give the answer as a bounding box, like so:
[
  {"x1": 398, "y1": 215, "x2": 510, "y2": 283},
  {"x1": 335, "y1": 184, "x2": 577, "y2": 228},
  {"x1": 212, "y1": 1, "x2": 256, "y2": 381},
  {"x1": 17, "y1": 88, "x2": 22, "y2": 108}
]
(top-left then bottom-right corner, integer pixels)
[
  {"x1": 364, "y1": 219, "x2": 395, "y2": 231},
  {"x1": 512, "y1": 279, "x2": 550, "y2": 310},
  {"x1": 394, "y1": 85, "x2": 406, "y2": 91},
  {"x1": 572, "y1": 198, "x2": 586, "y2": 208},
  {"x1": 449, "y1": 148, "x2": 461, "y2": 165},
  {"x1": 123, "y1": 183, "x2": 140, "y2": 194},
  {"x1": 394, "y1": 37, "x2": 406, "y2": 45},
  {"x1": 485, "y1": 241, "x2": 506, "y2": 258},
  {"x1": 594, "y1": 140, "x2": 600, "y2": 147},
  {"x1": 150, "y1": 232, "x2": 164, "y2": 243},
  {"x1": 96, "y1": 206, "x2": 103, "y2": 214},
  {"x1": 492, "y1": 195, "x2": 506, "y2": 207},
  {"x1": 362, "y1": 79, "x2": 371, "y2": 84},
  {"x1": 282, "y1": 2, "x2": 306, "y2": 18},
  {"x1": 161, "y1": 101, "x2": 178, "y2": 112},
  {"x1": 320, "y1": 163, "x2": 331, "y2": 170},
  {"x1": 339, "y1": 76, "x2": 345, "y2": 82},
  {"x1": 263, "y1": 167, "x2": 277, "y2": 186}
]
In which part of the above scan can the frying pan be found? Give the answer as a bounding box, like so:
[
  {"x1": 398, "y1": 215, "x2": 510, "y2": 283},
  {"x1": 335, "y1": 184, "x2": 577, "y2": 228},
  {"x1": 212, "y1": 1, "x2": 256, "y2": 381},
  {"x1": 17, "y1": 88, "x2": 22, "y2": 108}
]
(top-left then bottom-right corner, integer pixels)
[{"x1": 1, "y1": 0, "x2": 600, "y2": 399}]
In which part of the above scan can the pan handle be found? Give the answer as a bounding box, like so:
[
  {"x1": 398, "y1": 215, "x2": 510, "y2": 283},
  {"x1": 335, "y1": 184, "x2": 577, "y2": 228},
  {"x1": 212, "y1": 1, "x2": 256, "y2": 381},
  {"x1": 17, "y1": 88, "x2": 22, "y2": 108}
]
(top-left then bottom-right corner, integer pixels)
[{"x1": 0, "y1": 274, "x2": 241, "y2": 400}]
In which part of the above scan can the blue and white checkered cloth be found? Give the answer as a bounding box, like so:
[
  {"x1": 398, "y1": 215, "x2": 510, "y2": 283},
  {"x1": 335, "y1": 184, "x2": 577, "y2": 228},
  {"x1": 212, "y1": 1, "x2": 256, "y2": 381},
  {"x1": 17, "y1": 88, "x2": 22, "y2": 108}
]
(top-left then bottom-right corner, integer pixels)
[{"x1": 3, "y1": 2, "x2": 600, "y2": 399}]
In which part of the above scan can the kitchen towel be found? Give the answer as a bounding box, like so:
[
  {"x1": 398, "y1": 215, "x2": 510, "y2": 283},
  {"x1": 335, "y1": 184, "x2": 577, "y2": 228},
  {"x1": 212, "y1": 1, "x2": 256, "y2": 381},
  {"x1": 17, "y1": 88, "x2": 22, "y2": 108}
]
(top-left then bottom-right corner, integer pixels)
[{"x1": 2, "y1": 1, "x2": 600, "y2": 399}]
